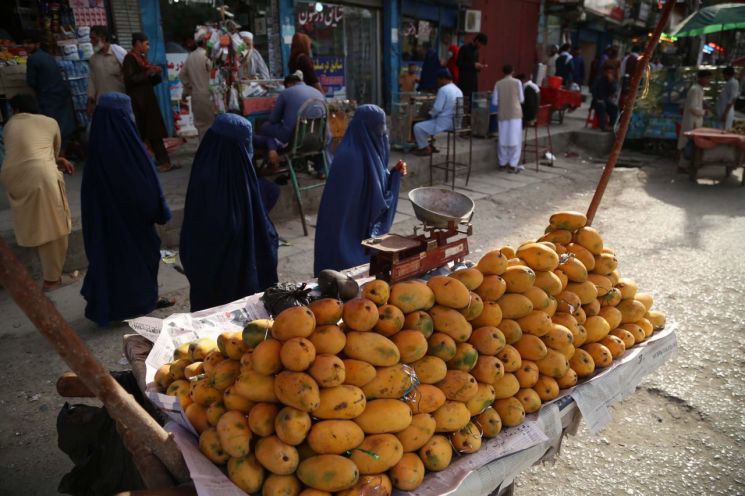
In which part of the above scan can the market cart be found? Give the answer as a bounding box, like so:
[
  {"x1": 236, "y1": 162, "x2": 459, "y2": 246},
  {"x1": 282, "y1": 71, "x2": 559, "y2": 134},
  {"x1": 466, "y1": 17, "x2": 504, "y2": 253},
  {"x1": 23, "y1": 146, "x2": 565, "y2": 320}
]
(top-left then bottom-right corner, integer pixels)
[
  {"x1": 389, "y1": 92, "x2": 436, "y2": 150},
  {"x1": 682, "y1": 127, "x2": 745, "y2": 184},
  {"x1": 539, "y1": 86, "x2": 582, "y2": 124}
]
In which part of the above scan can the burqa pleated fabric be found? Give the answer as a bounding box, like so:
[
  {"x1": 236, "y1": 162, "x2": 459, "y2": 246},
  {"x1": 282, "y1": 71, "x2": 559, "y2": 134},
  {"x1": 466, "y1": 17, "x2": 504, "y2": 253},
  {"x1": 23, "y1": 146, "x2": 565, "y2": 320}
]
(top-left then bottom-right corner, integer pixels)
[
  {"x1": 81, "y1": 92, "x2": 171, "y2": 326},
  {"x1": 418, "y1": 49, "x2": 442, "y2": 92},
  {"x1": 314, "y1": 105, "x2": 401, "y2": 276},
  {"x1": 180, "y1": 113, "x2": 279, "y2": 312}
]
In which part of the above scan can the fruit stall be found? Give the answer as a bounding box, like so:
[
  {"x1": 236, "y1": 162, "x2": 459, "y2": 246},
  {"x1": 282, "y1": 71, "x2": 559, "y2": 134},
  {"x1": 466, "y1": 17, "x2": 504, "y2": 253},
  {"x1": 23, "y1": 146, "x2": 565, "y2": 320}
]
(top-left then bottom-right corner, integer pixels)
[{"x1": 115, "y1": 191, "x2": 676, "y2": 496}]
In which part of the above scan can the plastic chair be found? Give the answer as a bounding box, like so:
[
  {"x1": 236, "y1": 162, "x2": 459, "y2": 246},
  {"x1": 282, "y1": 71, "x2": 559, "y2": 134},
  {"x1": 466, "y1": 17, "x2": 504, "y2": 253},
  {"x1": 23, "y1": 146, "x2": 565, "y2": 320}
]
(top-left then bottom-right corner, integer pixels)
[
  {"x1": 283, "y1": 98, "x2": 329, "y2": 236},
  {"x1": 429, "y1": 96, "x2": 473, "y2": 190},
  {"x1": 522, "y1": 104, "x2": 554, "y2": 171}
]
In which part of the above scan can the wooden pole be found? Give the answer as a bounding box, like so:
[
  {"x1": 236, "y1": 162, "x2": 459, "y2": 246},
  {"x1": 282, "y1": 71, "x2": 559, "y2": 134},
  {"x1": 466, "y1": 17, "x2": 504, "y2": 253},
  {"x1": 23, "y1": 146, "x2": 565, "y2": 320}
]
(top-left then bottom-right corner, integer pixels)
[
  {"x1": 585, "y1": 0, "x2": 677, "y2": 225},
  {"x1": 0, "y1": 238, "x2": 190, "y2": 485}
]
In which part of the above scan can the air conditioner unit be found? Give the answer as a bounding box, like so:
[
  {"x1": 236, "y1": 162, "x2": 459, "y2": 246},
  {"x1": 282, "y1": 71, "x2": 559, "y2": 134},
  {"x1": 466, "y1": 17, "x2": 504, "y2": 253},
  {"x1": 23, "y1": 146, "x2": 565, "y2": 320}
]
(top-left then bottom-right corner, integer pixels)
[{"x1": 459, "y1": 10, "x2": 482, "y2": 33}]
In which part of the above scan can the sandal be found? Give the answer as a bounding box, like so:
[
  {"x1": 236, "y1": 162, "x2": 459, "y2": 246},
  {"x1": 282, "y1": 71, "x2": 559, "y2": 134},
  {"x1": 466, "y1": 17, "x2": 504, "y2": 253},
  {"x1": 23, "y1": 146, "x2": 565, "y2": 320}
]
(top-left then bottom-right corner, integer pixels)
[
  {"x1": 156, "y1": 297, "x2": 176, "y2": 309},
  {"x1": 42, "y1": 272, "x2": 80, "y2": 292}
]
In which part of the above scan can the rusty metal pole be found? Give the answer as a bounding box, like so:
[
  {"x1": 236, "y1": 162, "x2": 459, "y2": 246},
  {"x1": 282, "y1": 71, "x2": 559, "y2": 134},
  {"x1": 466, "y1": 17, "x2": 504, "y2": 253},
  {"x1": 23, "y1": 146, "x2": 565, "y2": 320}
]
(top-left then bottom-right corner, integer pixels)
[
  {"x1": 0, "y1": 238, "x2": 189, "y2": 485},
  {"x1": 585, "y1": 0, "x2": 677, "y2": 225}
]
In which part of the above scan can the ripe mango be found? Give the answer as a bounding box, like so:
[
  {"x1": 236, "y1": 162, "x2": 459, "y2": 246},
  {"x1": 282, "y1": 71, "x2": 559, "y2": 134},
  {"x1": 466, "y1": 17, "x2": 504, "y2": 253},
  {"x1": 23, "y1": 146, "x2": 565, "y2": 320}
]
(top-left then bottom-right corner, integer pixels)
[
  {"x1": 502, "y1": 265, "x2": 536, "y2": 293},
  {"x1": 536, "y1": 349, "x2": 570, "y2": 378},
  {"x1": 566, "y1": 281, "x2": 598, "y2": 305},
  {"x1": 475, "y1": 407, "x2": 502, "y2": 438},
  {"x1": 459, "y1": 291, "x2": 484, "y2": 321},
  {"x1": 517, "y1": 310, "x2": 553, "y2": 337},
  {"x1": 314, "y1": 385, "x2": 367, "y2": 419},
  {"x1": 588, "y1": 274, "x2": 612, "y2": 296},
  {"x1": 609, "y1": 327, "x2": 636, "y2": 348},
  {"x1": 427, "y1": 275, "x2": 470, "y2": 309},
  {"x1": 645, "y1": 310, "x2": 666, "y2": 330},
  {"x1": 497, "y1": 319, "x2": 522, "y2": 344},
  {"x1": 556, "y1": 368, "x2": 578, "y2": 389},
  {"x1": 514, "y1": 334, "x2": 548, "y2": 361},
  {"x1": 566, "y1": 243, "x2": 596, "y2": 271},
  {"x1": 517, "y1": 243, "x2": 560, "y2": 271},
  {"x1": 593, "y1": 253, "x2": 618, "y2": 276},
  {"x1": 635, "y1": 292, "x2": 654, "y2": 311},
  {"x1": 617, "y1": 298, "x2": 647, "y2": 324},
  {"x1": 523, "y1": 286, "x2": 551, "y2": 312},
  {"x1": 449, "y1": 267, "x2": 484, "y2": 290},
  {"x1": 534, "y1": 270, "x2": 563, "y2": 296},
  {"x1": 429, "y1": 305, "x2": 473, "y2": 342},
  {"x1": 534, "y1": 375, "x2": 560, "y2": 402},
  {"x1": 573, "y1": 226, "x2": 604, "y2": 255},
  {"x1": 390, "y1": 453, "x2": 426, "y2": 491},
  {"x1": 252, "y1": 339, "x2": 283, "y2": 375},
  {"x1": 280, "y1": 337, "x2": 316, "y2": 372},
  {"x1": 419, "y1": 435, "x2": 453, "y2": 471},
  {"x1": 427, "y1": 332, "x2": 457, "y2": 361},
  {"x1": 342, "y1": 297, "x2": 380, "y2": 332},
  {"x1": 361, "y1": 279, "x2": 390, "y2": 305},
  {"x1": 436, "y1": 370, "x2": 478, "y2": 401},
  {"x1": 450, "y1": 421, "x2": 483, "y2": 454},
  {"x1": 540, "y1": 229, "x2": 573, "y2": 245},
  {"x1": 389, "y1": 281, "x2": 435, "y2": 313},
  {"x1": 309, "y1": 354, "x2": 346, "y2": 387},
  {"x1": 465, "y1": 382, "x2": 497, "y2": 415},
  {"x1": 497, "y1": 293, "x2": 534, "y2": 319},
  {"x1": 403, "y1": 311, "x2": 434, "y2": 338},
  {"x1": 350, "y1": 434, "x2": 404, "y2": 474},
  {"x1": 297, "y1": 455, "x2": 359, "y2": 492},
  {"x1": 374, "y1": 304, "x2": 405, "y2": 336},
  {"x1": 354, "y1": 399, "x2": 413, "y2": 434},
  {"x1": 548, "y1": 211, "x2": 587, "y2": 231},
  {"x1": 411, "y1": 356, "x2": 448, "y2": 384},
  {"x1": 309, "y1": 298, "x2": 344, "y2": 325},
  {"x1": 470, "y1": 355, "x2": 505, "y2": 384},
  {"x1": 408, "y1": 384, "x2": 447, "y2": 414},
  {"x1": 392, "y1": 330, "x2": 428, "y2": 363},
  {"x1": 475, "y1": 275, "x2": 507, "y2": 302},
  {"x1": 468, "y1": 326, "x2": 506, "y2": 356},
  {"x1": 432, "y1": 401, "x2": 471, "y2": 432},
  {"x1": 515, "y1": 387, "x2": 542, "y2": 413},
  {"x1": 515, "y1": 360, "x2": 540, "y2": 388},
  {"x1": 476, "y1": 250, "x2": 509, "y2": 275},
  {"x1": 446, "y1": 342, "x2": 479, "y2": 372},
  {"x1": 362, "y1": 364, "x2": 415, "y2": 400},
  {"x1": 344, "y1": 331, "x2": 400, "y2": 366},
  {"x1": 492, "y1": 397, "x2": 525, "y2": 427},
  {"x1": 274, "y1": 371, "x2": 320, "y2": 412},
  {"x1": 583, "y1": 316, "x2": 610, "y2": 343},
  {"x1": 342, "y1": 359, "x2": 376, "y2": 387},
  {"x1": 492, "y1": 372, "x2": 520, "y2": 399},
  {"x1": 242, "y1": 319, "x2": 273, "y2": 348},
  {"x1": 470, "y1": 301, "x2": 503, "y2": 327},
  {"x1": 582, "y1": 343, "x2": 613, "y2": 368},
  {"x1": 227, "y1": 454, "x2": 265, "y2": 493},
  {"x1": 274, "y1": 407, "x2": 312, "y2": 446},
  {"x1": 309, "y1": 325, "x2": 346, "y2": 355},
  {"x1": 598, "y1": 306, "x2": 622, "y2": 329},
  {"x1": 396, "y1": 413, "x2": 437, "y2": 452},
  {"x1": 248, "y1": 403, "x2": 279, "y2": 436},
  {"x1": 496, "y1": 344, "x2": 522, "y2": 372},
  {"x1": 272, "y1": 307, "x2": 316, "y2": 341},
  {"x1": 600, "y1": 335, "x2": 626, "y2": 358}
]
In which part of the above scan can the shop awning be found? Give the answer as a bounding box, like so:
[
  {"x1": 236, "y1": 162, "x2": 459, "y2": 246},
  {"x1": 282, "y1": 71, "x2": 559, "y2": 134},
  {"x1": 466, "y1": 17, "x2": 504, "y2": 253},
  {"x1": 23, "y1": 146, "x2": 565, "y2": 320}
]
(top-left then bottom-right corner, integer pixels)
[{"x1": 672, "y1": 3, "x2": 745, "y2": 37}]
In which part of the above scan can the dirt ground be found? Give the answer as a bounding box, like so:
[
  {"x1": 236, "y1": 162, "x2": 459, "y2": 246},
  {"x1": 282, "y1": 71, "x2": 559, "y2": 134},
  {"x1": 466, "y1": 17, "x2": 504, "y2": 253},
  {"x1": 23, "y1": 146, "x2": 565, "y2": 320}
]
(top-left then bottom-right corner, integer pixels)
[{"x1": 0, "y1": 152, "x2": 743, "y2": 495}]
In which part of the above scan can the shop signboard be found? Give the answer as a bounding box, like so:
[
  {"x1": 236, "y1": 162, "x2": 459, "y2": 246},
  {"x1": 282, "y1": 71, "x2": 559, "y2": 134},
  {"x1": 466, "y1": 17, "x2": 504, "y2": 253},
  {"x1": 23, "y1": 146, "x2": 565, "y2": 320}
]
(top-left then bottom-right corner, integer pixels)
[
  {"x1": 297, "y1": 4, "x2": 344, "y2": 28},
  {"x1": 584, "y1": 0, "x2": 626, "y2": 21},
  {"x1": 315, "y1": 55, "x2": 345, "y2": 96}
]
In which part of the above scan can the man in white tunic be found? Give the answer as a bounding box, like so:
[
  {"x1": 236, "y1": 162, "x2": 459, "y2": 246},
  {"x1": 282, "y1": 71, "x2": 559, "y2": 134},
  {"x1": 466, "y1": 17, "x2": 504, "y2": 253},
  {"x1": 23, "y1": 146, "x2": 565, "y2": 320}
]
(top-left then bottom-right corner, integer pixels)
[
  {"x1": 239, "y1": 31, "x2": 271, "y2": 80},
  {"x1": 413, "y1": 69, "x2": 463, "y2": 155},
  {"x1": 677, "y1": 70, "x2": 710, "y2": 152},
  {"x1": 717, "y1": 66, "x2": 739, "y2": 130},
  {"x1": 493, "y1": 65, "x2": 525, "y2": 172},
  {"x1": 180, "y1": 32, "x2": 214, "y2": 140}
]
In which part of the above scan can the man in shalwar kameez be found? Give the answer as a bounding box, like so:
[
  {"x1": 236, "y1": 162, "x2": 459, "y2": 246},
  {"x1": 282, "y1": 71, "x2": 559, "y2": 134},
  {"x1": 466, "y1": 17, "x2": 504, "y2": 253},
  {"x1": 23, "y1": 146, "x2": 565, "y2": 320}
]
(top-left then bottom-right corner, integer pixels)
[
  {"x1": 493, "y1": 65, "x2": 525, "y2": 172},
  {"x1": 180, "y1": 29, "x2": 215, "y2": 140},
  {"x1": 413, "y1": 69, "x2": 463, "y2": 155},
  {"x1": 0, "y1": 95, "x2": 73, "y2": 290}
]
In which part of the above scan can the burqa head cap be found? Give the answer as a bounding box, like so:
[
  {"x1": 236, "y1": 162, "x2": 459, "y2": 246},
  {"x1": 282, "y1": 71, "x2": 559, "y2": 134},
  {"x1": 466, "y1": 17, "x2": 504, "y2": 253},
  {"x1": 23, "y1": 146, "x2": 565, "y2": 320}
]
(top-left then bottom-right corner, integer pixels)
[{"x1": 98, "y1": 92, "x2": 133, "y2": 112}]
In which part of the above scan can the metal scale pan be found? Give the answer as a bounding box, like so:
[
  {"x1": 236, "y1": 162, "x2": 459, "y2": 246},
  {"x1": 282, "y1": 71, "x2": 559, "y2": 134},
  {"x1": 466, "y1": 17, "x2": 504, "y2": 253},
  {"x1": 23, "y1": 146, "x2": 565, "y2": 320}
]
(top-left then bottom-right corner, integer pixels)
[{"x1": 408, "y1": 187, "x2": 475, "y2": 229}]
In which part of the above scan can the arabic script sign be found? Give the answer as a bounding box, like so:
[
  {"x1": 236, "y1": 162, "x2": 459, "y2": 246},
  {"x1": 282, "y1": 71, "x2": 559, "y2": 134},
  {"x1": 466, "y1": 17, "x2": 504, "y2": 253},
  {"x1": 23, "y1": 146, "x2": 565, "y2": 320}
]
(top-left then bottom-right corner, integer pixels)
[
  {"x1": 315, "y1": 55, "x2": 345, "y2": 95},
  {"x1": 297, "y1": 4, "x2": 344, "y2": 28}
]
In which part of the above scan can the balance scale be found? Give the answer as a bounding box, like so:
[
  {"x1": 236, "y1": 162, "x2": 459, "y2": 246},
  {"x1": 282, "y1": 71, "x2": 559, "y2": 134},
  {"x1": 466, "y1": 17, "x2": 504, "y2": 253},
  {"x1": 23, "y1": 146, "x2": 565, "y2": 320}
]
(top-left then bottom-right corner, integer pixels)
[{"x1": 361, "y1": 187, "x2": 475, "y2": 282}]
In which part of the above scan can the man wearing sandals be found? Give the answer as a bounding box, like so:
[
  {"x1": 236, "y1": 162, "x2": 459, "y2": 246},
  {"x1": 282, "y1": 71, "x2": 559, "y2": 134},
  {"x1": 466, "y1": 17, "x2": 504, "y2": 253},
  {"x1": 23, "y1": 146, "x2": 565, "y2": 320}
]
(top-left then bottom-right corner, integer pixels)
[{"x1": 0, "y1": 95, "x2": 73, "y2": 291}]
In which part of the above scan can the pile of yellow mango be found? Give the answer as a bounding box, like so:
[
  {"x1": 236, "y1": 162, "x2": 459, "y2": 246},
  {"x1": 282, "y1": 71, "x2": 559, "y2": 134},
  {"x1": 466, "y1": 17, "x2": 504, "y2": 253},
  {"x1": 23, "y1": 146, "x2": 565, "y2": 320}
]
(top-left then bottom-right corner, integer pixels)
[{"x1": 153, "y1": 210, "x2": 666, "y2": 495}]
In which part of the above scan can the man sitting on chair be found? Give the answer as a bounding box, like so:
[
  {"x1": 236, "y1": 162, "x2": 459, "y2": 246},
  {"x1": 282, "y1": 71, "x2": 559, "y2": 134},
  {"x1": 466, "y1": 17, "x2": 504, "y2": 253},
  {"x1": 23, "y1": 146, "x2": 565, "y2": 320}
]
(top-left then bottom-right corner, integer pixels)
[
  {"x1": 413, "y1": 68, "x2": 463, "y2": 156},
  {"x1": 253, "y1": 73, "x2": 325, "y2": 172}
]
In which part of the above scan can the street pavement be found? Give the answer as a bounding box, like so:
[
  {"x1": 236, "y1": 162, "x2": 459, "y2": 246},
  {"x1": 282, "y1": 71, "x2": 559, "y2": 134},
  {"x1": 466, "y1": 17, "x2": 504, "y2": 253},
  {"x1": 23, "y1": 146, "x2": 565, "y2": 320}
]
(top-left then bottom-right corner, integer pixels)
[{"x1": 1, "y1": 144, "x2": 744, "y2": 494}]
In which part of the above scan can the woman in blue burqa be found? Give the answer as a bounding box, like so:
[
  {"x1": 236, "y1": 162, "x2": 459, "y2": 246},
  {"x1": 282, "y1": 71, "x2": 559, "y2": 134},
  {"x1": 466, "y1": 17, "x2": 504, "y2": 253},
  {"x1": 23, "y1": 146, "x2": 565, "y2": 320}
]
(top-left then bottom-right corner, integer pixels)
[
  {"x1": 418, "y1": 49, "x2": 443, "y2": 93},
  {"x1": 180, "y1": 113, "x2": 279, "y2": 312},
  {"x1": 314, "y1": 105, "x2": 407, "y2": 276},
  {"x1": 81, "y1": 92, "x2": 172, "y2": 326}
]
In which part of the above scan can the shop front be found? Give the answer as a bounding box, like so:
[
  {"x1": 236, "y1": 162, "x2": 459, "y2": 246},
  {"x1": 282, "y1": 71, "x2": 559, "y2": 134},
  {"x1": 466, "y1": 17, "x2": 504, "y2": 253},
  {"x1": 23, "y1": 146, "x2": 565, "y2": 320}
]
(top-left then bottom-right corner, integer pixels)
[
  {"x1": 291, "y1": 0, "x2": 382, "y2": 104},
  {"x1": 399, "y1": 1, "x2": 459, "y2": 83}
]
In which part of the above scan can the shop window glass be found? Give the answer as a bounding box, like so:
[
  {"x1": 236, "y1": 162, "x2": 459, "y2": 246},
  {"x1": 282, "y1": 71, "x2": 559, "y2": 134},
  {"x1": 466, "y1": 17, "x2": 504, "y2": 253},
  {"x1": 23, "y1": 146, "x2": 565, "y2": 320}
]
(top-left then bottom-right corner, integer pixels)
[{"x1": 295, "y1": 1, "x2": 380, "y2": 104}]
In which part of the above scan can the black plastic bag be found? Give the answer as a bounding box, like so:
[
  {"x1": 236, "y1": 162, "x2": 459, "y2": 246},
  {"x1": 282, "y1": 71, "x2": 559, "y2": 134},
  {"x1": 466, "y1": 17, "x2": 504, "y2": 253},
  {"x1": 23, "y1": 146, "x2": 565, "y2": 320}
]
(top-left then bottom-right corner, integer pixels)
[{"x1": 262, "y1": 282, "x2": 313, "y2": 316}]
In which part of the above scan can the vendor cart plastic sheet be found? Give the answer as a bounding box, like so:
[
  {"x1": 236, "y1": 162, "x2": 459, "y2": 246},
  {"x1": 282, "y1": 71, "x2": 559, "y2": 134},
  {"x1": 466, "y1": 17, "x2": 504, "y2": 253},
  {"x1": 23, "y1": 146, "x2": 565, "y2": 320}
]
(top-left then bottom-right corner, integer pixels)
[
  {"x1": 130, "y1": 278, "x2": 677, "y2": 496},
  {"x1": 684, "y1": 127, "x2": 745, "y2": 150}
]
